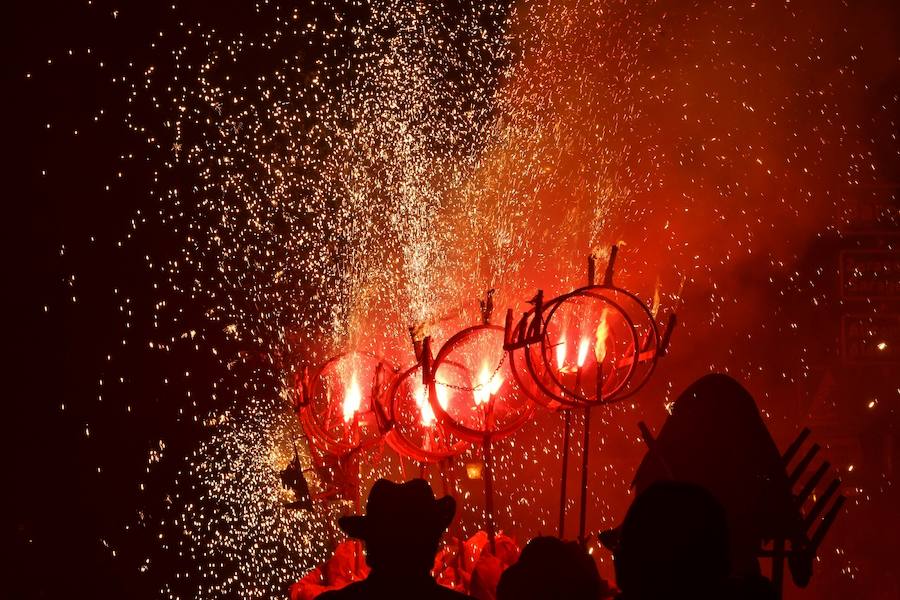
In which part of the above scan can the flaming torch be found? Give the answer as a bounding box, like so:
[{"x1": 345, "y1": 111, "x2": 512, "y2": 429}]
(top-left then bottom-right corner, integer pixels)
[
  {"x1": 423, "y1": 297, "x2": 535, "y2": 553},
  {"x1": 342, "y1": 374, "x2": 363, "y2": 446},
  {"x1": 503, "y1": 246, "x2": 677, "y2": 544}
]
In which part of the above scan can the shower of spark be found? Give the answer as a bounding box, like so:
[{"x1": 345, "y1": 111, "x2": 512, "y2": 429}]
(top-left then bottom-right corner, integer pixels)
[{"x1": 35, "y1": 0, "x2": 898, "y2": 597}]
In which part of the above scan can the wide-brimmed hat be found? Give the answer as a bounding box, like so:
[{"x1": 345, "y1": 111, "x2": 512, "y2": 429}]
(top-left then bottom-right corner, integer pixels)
[{"x1": 338, "y1": 479, "x2": 455, "y2": 541}]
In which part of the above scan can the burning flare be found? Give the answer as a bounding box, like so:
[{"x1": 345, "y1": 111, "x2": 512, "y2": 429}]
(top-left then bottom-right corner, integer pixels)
[
  {"x1": 414, "y1": 382, "x2": 449, "y2": 426},
  {"x1": 594, "y1": 308, "x2": 610, "y2": 363},
  {"x1": 577, "y1": 337, "x2": 591, "y2": 368},
  {"x1": 556, "y1": 338, "x2": 568, "y2": 371},
  {"x1": 342, "y1": 375, "x2": 363, "y2": 423},
  {"x1": 474, "y1": 364, "x2": 503, "y2": 406}
]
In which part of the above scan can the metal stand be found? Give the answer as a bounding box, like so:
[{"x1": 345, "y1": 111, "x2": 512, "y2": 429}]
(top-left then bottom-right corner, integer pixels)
[
  {"x1": 558, "y1": 409, "x2": 572, "y2": 537},
  {"x1": 483, "y1": 435, "x2": 496, "y2": 554},
  {"x1": 578, "y1": 405, "x2": 591, "y2": 545}
]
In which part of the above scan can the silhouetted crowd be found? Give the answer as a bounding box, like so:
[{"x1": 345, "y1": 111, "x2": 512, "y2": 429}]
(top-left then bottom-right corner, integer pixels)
[
  {"x1": 309, "y1": 375, "x2": 831, "y2": 600},
  {"x1": 315, "y1": 477, "x2": 778, "y2": 600}
]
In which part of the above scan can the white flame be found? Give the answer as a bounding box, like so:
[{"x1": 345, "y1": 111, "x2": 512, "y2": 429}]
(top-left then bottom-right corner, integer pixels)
[
  {"x1": 577, "y1": 337, "x2": 591, "y2": 368},
  {"x1": 556, "y1": 338, "x2": 568, "y2": 371},
  {"x1": 342, "y1": 374, "x2": 362, "y2": 422},
  {"x1": 414, "y1": 382, "x2": 449, "y2": 426},
  {"x1": 474, "y1": 364, "x2": 503, "y2": 405}
]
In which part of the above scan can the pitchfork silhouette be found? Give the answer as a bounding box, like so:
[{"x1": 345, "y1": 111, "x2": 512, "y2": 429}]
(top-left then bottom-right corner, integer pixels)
[{"x1": 761, "y1": 427, "x2": 846, "y2": 598}]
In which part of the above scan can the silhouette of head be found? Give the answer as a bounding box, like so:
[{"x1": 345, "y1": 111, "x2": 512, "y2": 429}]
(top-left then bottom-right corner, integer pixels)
[
  {"x1": 497, "y1": 536, "x2": 605, "y2": 600},
  {"x1": 615, "y1": 481, "x2": 730, "y2": 600},
  {"x1": 339, "y1": 478, "x2": 455, "y2": 575}
]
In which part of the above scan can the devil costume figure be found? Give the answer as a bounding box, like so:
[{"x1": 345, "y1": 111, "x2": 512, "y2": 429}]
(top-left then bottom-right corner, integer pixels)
[{"x1": 631, "y1": 374, "x2": 808, "y2": 583}]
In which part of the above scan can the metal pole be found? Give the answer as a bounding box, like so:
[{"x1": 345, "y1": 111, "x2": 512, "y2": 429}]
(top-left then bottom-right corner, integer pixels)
[
  {"x1": 558, "y1": 409, "x2": 571, "y2": 538},
  {"x1": 353, "y1": 453, "x2": 362, "y2": 576},
  {"x1": 483, "y1": 434, "x2": 496, "y2": 554},
  {"x1": 578, "y1": 405, "x2": 591, "y2": 545}
]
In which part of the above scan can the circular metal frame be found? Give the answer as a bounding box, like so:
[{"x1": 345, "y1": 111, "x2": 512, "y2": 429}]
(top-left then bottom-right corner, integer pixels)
[
  {"x1": 385, "y1": 363, "x2": 469, "y2": 463},
  {"x1": 429, "y1": 324, "x2": 535, "y2": 444},
  {"x1": 538, "y1": 289, "x2": 638, "y2": 405},
  {"x1": 299, "y1": 350, "x2": 395, "y2": 456},
  {"x1": 510, "y1": 284, "x2": 662, "y2": 409}
]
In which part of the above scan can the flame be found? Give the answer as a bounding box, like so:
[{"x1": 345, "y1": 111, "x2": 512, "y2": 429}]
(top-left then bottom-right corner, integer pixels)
[
  {"x1": 436, "y1": 384, "x2": 449, "y2": 410},
  {"x1": 413, "y1": 384, "x2": 434, "y2": 426},
  {"x1": 556, "y1": 338, "x2": 568, "y2": 370},
  {"x1": 414, "y1": 382, "x2": 449, "y2": 426},
  {"x1": 474, "y1": 364, "x2": 503, "y2": 405},
  {"x1": 342, "y1": 374, "x2": 362, "y2": 423},
  {"x1": 577, "y1": 337, "x2": 591, "y2": 367},
  {"x1": 651, "y1": 276, "x2": 661, "y2": 318},
  {"x1": 594, "y1": 308, "x2": 610, "y2": 363}
]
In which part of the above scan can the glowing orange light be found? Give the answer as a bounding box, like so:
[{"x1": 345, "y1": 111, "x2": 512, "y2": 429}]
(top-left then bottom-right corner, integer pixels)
[
  {"x1": 577, "y1": 337, "x2": 591, "y2": 368},
  {"x1": 474, "y1": 364, "x2": 503, "y2": 405},
  {"x1": 556, "y1": 338, "x2": 568, "y2": 370},
  {"x1": 413, "y1": 384, "x2": 433, "y2": 425},
  {"x1": 594, "y1": 308, "x2": 610, "y2": 363},
  {"x1": 414, "y1": 382, "x2": 449, "y2": 426},
  {"x1": 651, "y1": 277, "x2": 661, "y2": 318},
  {"x1": 342, "y1": 374, "x2": 362, "y2": 423}
]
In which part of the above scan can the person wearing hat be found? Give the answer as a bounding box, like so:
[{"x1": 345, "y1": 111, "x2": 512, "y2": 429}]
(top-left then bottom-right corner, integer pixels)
[
  {"x1": 318, "y1": 478, "x2": 475, "y2": 600},
  {"x1": 496, "y1": 536, "x2": 612, "y2": 600}
]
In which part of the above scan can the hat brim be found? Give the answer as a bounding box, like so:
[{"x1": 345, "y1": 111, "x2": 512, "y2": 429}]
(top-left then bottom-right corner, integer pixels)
[
  {"x1": 338, "y1": 515, "x2": 369, "y2": 539},
  {"x1": 337, "y1": 495, "x2": 456, "y2": 540}
]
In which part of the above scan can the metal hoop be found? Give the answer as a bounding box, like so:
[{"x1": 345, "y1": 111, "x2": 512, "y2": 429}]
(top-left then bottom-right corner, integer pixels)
[
  {"x1": 429, "y1": 324, "x2": 535, "y2": 444},
  {"x1": 299, "y1": 350, "x2": 395, "y2": 455},
  {"x1": 385, "y1": 363, "x2": 469, "y2": 463}
]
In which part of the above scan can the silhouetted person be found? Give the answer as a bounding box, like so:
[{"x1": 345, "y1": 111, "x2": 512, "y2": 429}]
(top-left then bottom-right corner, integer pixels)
[
  {"x1": 318, "y1": 478, "x2": 475, "y2": 600},
  {"x1": 615, "y1": 481, "x2": 731, "y2": 600},
  {"x1": 631, "y1": 374, "x2": 803, "y2": 578},
  {"x1": 496, "y1": 536, "x2": 609, "y2": 600}
]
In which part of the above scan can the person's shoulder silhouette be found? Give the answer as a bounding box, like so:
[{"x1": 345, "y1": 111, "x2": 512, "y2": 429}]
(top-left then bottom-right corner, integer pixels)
[
  {"x1": 497, "y1": 535, "x2": 610, "y2": 600},
  {"x1": 317, "y1": 478, "x2": 474, "y2": 600}
]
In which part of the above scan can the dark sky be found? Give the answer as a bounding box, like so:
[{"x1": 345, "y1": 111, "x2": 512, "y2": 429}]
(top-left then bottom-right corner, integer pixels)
[{"x1": 4, "y1": 2, "x2": 205, "y2": 597}]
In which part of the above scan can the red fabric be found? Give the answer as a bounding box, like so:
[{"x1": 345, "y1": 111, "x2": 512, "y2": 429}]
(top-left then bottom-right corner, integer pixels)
[
  {"x1": 291, "y1": 532, "x2": 520, "y2": 600},
  {"x1": 290, "y1": 541, "x2": 369, "y2": 600}
]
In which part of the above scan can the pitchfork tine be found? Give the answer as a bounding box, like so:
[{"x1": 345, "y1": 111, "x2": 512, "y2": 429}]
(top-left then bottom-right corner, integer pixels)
[
  {"x1": 659, "y1": 313, "x2": 677, "y2": 356},
  {"x1": 783, "y1": 428, "x2": 811, "y2": 465},
  {"x1": 637, "y1": 421, "x2": 675, "y2": 481},
  {"x1": 796, "y1": 461, "x2": 830, "y2": 507},
  {"x1": 788, "y1": 443, "x2": 820, "y2": 486},
  {"x1": 809, "y1": 495, "x2": 846, "y2": 552},
  {"x1": 803, "y1": 478, "x2": 841, "y2": 530}
]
